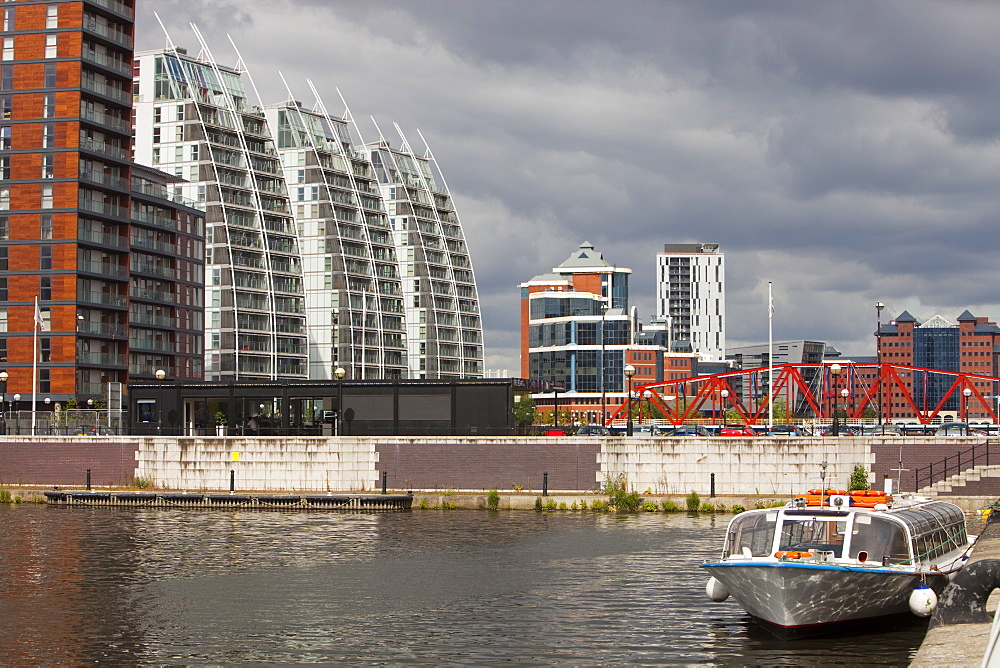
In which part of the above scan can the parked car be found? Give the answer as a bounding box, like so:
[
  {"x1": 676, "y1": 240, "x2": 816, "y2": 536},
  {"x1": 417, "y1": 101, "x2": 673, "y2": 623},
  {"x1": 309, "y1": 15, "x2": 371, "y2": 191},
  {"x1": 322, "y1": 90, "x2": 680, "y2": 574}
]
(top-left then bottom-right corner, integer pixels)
[
  {"x1": 717, "y1": 426, "x2": 756, "y2": 437},
  {"x1": 662, "y1": 424, "x2": 712, "y2": 437},
  {"x1": 861, "y1": 425, "x2": 904, "y2": 436},
  {"x1": 818, "y1": 424, "x2": 862, "y2": 436},
  {"x1": 630, "y1": 424, "x2": 667, "y2": 437},
  {"x1": 936, "y1": 422, "x2": 987, "y2": 436},
  {"x1": 575, "y1": 425, "x2": 612, "y2": 436},
  {"x1": 766, "y1": 425, "x2": 810, "y2": 437}
]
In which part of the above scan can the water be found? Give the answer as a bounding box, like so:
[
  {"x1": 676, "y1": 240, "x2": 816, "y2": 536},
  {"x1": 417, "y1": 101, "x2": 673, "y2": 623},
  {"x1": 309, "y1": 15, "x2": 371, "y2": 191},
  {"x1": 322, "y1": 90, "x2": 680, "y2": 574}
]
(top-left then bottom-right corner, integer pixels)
[{"x1": 0, "y1": 505, "x2": 927, "y2": 665}]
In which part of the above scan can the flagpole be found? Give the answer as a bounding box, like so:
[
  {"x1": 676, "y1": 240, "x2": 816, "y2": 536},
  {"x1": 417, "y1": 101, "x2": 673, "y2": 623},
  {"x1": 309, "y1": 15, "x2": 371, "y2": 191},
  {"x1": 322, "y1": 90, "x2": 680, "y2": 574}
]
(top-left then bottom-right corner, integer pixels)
[
  {"x1": 768, "y1": 282, "x2": 773, "y2": 428},
  {"x1": 31, "y1": 296, "x2": 40, "y2": 436}
]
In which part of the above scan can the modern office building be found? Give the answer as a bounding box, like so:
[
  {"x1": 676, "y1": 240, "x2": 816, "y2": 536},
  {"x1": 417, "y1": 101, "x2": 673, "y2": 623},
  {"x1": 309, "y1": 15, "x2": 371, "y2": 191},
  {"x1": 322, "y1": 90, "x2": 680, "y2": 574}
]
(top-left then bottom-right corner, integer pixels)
[
  {"x1": 876, "y1": 310, "x2": 1000, "y2": 420},
  {"x1": 133, "y1": 44, "x2": 308, "y2": 382},
  {"x1": 0, "y1": 0, "x2": 205, "y2": 414},
  {"x1": 264, "y1": 98, "x2": 408, "y2": 380},
  {"x1": 369, "y1": 132, "x2": 484, "y2": 379},
  {"x1": 520, "y1": 242, "x2": 635, "y2": 421},
  {"x1": 656, "y1": 243, "x2": 725, "y2": 359}
]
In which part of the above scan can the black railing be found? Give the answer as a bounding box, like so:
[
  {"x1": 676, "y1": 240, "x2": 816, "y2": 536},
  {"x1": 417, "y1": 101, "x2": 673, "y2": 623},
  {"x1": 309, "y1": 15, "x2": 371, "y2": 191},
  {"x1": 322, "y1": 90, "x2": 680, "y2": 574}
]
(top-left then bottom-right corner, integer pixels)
[{"x1": 915, "y1": 441, "x2": 1000, "y2": 491}]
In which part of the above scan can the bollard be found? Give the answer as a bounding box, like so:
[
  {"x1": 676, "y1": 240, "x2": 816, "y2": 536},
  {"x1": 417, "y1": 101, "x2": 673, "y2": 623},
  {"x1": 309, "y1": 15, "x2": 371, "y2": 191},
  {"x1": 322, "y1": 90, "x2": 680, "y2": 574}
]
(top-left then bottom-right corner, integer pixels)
[
  {"x1": 543, "y1": 472, "x2": 548, "y2": 497},
  {"x1": 710, "y1": 473, "x2": 715, "y2": 498},
  {"x1": 230, "y1": 469, "x2": 235, "y2": 492},
  {"x1": 86, "y1": 468, "x2": 91, "y2": 491},
  {"x1": 382, "y1": 471, "x2": 387, "y2": 495}
]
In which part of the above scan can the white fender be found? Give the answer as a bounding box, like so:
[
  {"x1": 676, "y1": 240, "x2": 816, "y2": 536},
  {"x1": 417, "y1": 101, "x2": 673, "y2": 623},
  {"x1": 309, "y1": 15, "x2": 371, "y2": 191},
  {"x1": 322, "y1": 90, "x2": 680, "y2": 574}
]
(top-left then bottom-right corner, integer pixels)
[
  {"x1": 706, "y1": 576, "x2": 730, "y2": 602},
  {"x1": 908, "y1": 583, "x2": 937, "y2": 617}
]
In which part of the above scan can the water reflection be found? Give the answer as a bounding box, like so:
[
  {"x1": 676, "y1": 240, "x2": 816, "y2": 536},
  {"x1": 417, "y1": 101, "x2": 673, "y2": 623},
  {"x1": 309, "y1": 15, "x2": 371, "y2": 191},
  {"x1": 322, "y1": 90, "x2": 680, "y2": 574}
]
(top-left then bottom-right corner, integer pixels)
[{"x1": 0, "y1": 506, "x2": 925, "y2": 665}]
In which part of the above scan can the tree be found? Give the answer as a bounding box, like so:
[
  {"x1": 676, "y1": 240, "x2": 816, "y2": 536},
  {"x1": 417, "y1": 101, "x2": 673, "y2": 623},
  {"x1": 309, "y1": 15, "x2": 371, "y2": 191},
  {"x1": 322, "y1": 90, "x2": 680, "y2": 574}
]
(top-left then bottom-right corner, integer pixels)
[
  {"x1": 849, "y1": 463, "x2": 871, "y2": 491},
  {"x1": 513, "y1": 395, "x2": 538, "y2": 433}
]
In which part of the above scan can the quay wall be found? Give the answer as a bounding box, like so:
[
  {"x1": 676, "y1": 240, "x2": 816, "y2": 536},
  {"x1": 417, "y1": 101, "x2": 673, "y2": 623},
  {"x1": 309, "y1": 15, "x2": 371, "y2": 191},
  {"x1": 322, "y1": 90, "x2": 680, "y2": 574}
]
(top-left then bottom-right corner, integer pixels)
[{"x1": 0, "y1": 435, "x2": 985, "y2": 494}]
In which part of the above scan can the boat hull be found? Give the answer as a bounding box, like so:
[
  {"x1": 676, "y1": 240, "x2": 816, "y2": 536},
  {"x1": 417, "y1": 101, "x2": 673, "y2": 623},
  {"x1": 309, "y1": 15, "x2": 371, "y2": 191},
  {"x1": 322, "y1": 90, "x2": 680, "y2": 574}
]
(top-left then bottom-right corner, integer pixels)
[{"x1": 702, "y1": 561, "x2": 949, "y2": 636}]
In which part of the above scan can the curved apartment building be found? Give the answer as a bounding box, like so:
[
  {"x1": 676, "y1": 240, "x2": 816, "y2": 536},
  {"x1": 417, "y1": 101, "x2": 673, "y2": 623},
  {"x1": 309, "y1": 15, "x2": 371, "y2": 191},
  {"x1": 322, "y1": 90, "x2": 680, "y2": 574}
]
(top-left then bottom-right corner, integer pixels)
[{"x1": 133, "y1": 45, "x2": 308, "y2": 381}]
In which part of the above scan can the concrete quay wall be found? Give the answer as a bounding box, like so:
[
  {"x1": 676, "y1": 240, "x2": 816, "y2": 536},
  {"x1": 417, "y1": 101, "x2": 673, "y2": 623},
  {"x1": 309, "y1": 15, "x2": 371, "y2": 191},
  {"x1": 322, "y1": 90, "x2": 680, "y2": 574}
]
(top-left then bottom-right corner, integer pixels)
[{"x1": 0, "y1": 435, "x2": 983, "y2": 494}]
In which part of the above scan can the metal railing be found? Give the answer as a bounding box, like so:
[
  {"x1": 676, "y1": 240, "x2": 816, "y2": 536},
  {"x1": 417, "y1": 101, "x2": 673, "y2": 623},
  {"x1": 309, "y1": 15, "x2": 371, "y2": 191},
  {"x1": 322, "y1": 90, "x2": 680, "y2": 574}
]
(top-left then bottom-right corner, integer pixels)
[{"x1": 914, "y1": 440, "x2": 1000, "y2": 491}]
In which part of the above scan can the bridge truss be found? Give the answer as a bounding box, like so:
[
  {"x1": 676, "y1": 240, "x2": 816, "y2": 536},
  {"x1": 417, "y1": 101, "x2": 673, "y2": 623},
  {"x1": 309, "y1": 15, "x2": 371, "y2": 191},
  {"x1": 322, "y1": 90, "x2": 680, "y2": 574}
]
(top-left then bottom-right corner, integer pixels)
[{"x1": 608, "y1": 363, "x2": 1000, "y2": 426}]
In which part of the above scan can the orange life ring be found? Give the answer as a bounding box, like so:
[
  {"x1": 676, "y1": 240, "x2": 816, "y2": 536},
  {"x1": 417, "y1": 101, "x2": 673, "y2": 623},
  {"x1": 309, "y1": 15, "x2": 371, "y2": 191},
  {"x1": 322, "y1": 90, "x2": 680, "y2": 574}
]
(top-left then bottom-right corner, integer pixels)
[{"x1": 775, "y1": 551, "x2": 813, "y2": 560}]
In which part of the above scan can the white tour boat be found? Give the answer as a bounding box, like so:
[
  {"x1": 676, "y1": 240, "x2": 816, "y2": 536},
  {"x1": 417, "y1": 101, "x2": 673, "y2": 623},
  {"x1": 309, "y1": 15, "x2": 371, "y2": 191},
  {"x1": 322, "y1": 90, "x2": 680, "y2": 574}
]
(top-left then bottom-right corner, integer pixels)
[{"x1": 702, "y1": 489, "x2": 975, "y2": 637}]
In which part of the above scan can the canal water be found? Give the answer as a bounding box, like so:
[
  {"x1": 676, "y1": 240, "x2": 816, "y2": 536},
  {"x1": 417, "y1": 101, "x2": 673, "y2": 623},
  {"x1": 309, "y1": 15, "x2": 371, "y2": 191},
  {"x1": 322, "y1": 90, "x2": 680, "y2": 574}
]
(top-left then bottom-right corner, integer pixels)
[{"x1": 0, "y1": 505, "x2": 926, "y2": 665}]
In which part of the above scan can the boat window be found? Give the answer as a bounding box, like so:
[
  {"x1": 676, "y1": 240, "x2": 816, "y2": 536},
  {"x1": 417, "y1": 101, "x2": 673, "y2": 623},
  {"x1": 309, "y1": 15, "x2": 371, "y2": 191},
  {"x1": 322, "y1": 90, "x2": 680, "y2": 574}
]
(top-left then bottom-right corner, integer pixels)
[
  {"x1": 778, "y1": 518, "x2": 847, "y2": 557},
  {"x1": 887, "y1": 502, "x2": 967, "y2": 563},
  {"x1": 724, "y1": 512, "x2": 776, "y2": 558},
  {"x1": 849, "y1": 516, "x2": 910, "y2": 564}
]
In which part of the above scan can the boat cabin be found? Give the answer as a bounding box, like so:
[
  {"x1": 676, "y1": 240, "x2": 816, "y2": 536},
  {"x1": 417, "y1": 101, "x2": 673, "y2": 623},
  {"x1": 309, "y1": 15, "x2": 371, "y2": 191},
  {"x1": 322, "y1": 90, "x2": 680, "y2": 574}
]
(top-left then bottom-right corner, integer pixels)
[{"x1": 722, "y1": 500, "x2": 968, "y2": 566}]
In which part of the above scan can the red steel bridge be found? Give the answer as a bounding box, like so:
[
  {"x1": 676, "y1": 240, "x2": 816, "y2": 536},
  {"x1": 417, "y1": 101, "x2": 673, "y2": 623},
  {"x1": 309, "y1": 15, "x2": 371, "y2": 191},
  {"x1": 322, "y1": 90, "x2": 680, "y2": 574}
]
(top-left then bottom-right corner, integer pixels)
[{"x1": 607, "y1": 363, "x2": 1000, "y2": 426}]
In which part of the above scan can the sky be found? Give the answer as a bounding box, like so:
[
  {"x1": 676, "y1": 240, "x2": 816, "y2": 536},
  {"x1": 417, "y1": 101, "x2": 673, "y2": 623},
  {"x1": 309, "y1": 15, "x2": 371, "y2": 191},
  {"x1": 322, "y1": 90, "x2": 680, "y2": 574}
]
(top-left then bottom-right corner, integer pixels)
[{"x1": 136, "y1": 0, "x2": 1000, "y2": 375}]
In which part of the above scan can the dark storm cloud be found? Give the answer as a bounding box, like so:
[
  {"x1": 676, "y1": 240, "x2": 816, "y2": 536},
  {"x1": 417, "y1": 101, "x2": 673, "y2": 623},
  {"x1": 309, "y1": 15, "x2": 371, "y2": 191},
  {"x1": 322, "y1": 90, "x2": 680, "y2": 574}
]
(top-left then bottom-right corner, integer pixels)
[{"x1": 138, "y1": 0, "x2": 1000, "y2": 371}]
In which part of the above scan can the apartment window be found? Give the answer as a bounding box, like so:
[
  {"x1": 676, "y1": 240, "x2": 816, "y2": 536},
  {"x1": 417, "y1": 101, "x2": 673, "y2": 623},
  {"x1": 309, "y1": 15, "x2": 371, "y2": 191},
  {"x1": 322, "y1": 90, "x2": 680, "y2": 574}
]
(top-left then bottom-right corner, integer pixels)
[
  {"x1": 41, "y1": 153, "x2": 53, "y2": 178},
  {"x1": 176, "y1": 105, "x2": 184, "y2": 121},
  {"x1": 41, "y1": 184, "x2": 53, "y2": 208},
  {"x1": 153, "y1": 106, "x2": 161, "y2": 123},
  {"x1": 40, "y1": 245, "x2": 51, "y2": 269},
  {"x1": 0, "y1": 65, "x2": 10, "y2": 91},
  {"x1": 0, "y1": 125, "x2": 8, "y2": 149},
  {"x1": 0, "y1": 337, "x2": 5, "y2": 362},
  {"x1": 0, "y1": 155, "x2": 8, "y2": 179},
  {"x1": 151, "y1": 147, "x2": 159, "y2": 164},
  {"x1": 0, "y1": 215, "x2": 7, "y2": 239},
  {"x1": 0, "y1": 186, "x2": 8, "y2": 210},
  {"x1": 40, "y1": 338, "x2": 50, "y2": 363},
  {"x1": 45, "y1": 34, "x2": 56, "y2": 58},
  {"x1": 174, "y1": 146, "x2": 183, "y2": 162},
  {"x1": 190, "y1": 144, "x2": 198, "y2": 161},
  {"x1": 2, "y1": 37, "x2": 12, "y2": 61},
  {"x1": 42, "y1": 123, "x2": 54, "y2": 148},
  {"x1": 42, "y1": 93, "x2": 54, "y2": 118},
  {"x1": 0, "y1": 277, "x2": 5, "y2": 301},
  {"x1": 175, "y1": 126, "x2": 183, "y2": 141},
  {"x1": 1, "y1": 94, "x2": 9, "y2": 119},
  {"x1": 40, "y1": 275, "x2": 50, "y2": 299},
  {"x1": 0, "y1": 246, "x2": 6, "y2": 270},
  {"x1": 44, "y1": 62, "x2": 56, "y2": 87},
  {"x1": 40, "y1": 213, "x2": 51, "y2": 239},
  {"x1": 45, "y1": 4, "x2": 57, "y2": 29},
  {"x1": 2, "y1": 7, "x2": 13, "y2": 31},
  {"x1": 39, "y1": 368, "x2": 49, "y2": 393},
  {"x1": 152, "y1": 127, "x2": 160, "y2": 143}
]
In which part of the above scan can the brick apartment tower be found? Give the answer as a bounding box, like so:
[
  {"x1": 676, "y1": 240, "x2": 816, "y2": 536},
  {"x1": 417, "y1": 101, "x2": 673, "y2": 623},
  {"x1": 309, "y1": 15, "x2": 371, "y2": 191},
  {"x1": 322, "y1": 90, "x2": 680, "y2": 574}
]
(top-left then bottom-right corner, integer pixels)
[{"x1": 0, "y1": 0, "x2": 205, "y2": 417}]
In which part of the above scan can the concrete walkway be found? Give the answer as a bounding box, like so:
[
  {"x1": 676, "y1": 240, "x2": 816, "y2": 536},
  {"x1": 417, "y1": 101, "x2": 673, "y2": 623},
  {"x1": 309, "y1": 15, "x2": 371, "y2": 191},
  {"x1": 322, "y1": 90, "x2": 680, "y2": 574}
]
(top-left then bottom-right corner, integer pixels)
[{"x1": 911, "y1": 505, "x2": 1000, "y2": 667}]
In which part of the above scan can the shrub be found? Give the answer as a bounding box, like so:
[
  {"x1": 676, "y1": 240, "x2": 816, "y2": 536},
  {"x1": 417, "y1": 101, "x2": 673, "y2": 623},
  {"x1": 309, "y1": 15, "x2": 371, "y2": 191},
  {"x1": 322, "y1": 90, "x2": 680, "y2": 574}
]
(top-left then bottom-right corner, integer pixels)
[
  {"x1": 602, "y1": 473, "x2": 642, "y2": 512},
  {"x1": 686, "y1": 491, "x2": 701, "y2": 511},
  {"x1": 0, "y1": 489, "x2": 10, "y2": 503},
  {"x1": 442, "y1": 488, "x2": 455, "y2": 496},
  {"x1": 731, "y1": 504, "x2": 746, "y2": 514},
  {"x1": 544, "y1": 500, "x2": 557, "y2": 511},
  {"x1": 849, "y1": 463, "x2": 871, "y2": 492},
  {"x1": 535, "y1": 496, "x2": 543, "y2": 511},
  {"x1": 487, "y1": 489, "x2": 500, "y2": 511},
  {"x1": 512, "y1": 483, "x2": 523, "y2": 492},
  {"x1": 662, "y1": 500, "x2": 678, "y2": 512},
  {"x1": 441, "y1": 501, "x2": 456, "y2": 510},
  {"x1": 642, "y1": 501, "x2": 659, "y2": 512},
  {"x1": 700, "y1": 502, "x2": 715, "y2": 513},
  {"x1": 591, "y1": 498, "x2": 607, "y2": 512},
  {"x1": 418, "y1": 498, "x2": 429, "y2": 509},
  {"x1": 579, "y1": 499, "x2": 588, "y2": 510},
  {"x1": 132, "y1": 476, "x2": 153, "y2": 489},
  {"x1": 571, "y1": 502, "x2": 578, "y2": 510},
  {"x1": 558, "y1": 502, "x2": 568, "y2": 510}
]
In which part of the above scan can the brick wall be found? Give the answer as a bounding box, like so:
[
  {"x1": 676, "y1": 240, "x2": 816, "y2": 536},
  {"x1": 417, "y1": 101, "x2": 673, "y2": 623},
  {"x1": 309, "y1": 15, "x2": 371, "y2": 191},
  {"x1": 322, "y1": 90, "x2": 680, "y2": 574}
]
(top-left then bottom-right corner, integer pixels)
[
  {"x1": 376, "y1": 440, "x2": 601, "y2": 492},
  {"x1": 0, "y1": 439, "x2": 139, "y2": 486},
  {"x1": 870, "y1": 438, "x2": 996, "y2": 493}
]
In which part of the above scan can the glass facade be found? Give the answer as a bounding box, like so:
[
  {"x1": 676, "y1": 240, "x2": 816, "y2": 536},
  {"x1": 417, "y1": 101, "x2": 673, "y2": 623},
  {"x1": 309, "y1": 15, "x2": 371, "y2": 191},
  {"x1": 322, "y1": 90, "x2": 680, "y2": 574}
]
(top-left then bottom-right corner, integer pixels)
[{"x1": 914, "y1": 326, "x2": 959, "y2": 410}]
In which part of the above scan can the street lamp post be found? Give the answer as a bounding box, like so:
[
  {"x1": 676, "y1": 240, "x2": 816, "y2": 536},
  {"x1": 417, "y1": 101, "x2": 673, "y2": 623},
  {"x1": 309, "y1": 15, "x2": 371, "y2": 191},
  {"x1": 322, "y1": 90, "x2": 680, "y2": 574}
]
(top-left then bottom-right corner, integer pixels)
[
  {"x1": 963, "y1": 387, "x2": 973, "y2": 435},
  {"x1": 830, "y1": 364, "x2": 842, "y2": 436},
  {"x1": 624, "y1": 364, "x2": 636, "y2": 436},
  {"x1": 643, "y1": 389, "x2": 652, "y2": 425},
  {"x1": 155, "y1": 368, "x2": 166, "y2": 434},
  {"x1": 0, "y1": 370, "x2": 7, "y2": 433},
  {"x1": 840, "y1": 388, "x2": 850, "y2": 434},
  {"x1": 334, "y1": 366, "x2": 346, "y2": 436},
  {"x1": 12, "y1": 393, "x2": 20, "y2": 435},
  {"x1": 720, "y1": 389, "x2": 729, "y2": 427},
  {"x1": 876, "y1": 301, "x2": 885, "y2": 426}
]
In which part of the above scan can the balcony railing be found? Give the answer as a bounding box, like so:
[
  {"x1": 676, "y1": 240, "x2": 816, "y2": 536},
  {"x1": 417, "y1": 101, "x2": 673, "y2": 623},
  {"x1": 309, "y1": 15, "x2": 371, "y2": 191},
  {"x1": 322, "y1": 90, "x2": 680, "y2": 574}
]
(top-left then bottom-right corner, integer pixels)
[{"x1": 78, "y1": 290, "x2": 127, "y2": 307}]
